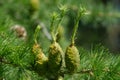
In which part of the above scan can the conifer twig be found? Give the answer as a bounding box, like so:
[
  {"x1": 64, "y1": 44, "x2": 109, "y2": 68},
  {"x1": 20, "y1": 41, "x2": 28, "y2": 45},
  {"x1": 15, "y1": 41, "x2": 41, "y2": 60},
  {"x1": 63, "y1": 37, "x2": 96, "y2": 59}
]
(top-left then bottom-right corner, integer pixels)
[
  {"x1": 75, "y1": 68, "x2": 120, "y2": 76},
  {"x1": 77, "y1": 69, "x2": 93, "y2": 74}
]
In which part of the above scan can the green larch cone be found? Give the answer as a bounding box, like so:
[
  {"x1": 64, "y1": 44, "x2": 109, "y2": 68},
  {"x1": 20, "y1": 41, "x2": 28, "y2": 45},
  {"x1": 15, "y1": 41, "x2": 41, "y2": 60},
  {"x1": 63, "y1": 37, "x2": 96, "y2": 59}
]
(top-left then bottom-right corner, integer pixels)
[
  {"x1": 35, "y1": 54, "x2": 48, "y2": 75},
  {"x1": 32, "y1": 43, "x2": 41, "y2": 55},
  {"x1": 32, "y1": 43, "x2": 48, "y2": 75},
  {"x1": 48, "y1": 42, "x2": 65, "y2": 74},
  {"x1": 65, "y1": 44, "x2": 80, "y2": 74},
  {"x1": 65, "y1": 7, "x2": 86, "y2": 74}
]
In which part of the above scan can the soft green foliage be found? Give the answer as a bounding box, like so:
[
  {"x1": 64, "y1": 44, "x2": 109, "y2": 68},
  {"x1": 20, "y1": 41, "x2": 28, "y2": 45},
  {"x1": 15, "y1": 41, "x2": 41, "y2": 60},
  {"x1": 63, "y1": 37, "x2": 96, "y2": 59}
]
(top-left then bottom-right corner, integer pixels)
[
  {"x1": 1, "y1": 35, "x2": 120, "y2": 80},
  {"x1": 0, "y1": 36, "x2": 41, "y2": 80}
]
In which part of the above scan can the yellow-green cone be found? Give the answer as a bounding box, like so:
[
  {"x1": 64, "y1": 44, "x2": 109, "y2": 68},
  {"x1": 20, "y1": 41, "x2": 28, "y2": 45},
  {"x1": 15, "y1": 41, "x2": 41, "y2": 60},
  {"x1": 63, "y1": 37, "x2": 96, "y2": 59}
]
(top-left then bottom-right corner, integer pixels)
[
  {"x1": 48, "y1": 42, "x2": 65, "y2": 74},
  {"x1": 35, "y1": 54, "x2": 48, "y2": 75},
  {"x1": 32, "y1": 43, "x2": 48, "y2": 75},
  {"x1": 65, "y1": 45, "x2": 80, "y2": 74},
  {"x1": 32, "y1": 43, "x2": 41, "y2": 55}
]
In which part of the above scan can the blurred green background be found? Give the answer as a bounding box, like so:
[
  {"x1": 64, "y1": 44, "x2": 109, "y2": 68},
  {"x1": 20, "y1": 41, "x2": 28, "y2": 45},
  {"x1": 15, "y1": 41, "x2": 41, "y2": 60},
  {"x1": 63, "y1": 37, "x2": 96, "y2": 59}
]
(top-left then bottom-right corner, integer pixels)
[{"x1": 0, "y1": 0, "x2": 120, "y2": 53}]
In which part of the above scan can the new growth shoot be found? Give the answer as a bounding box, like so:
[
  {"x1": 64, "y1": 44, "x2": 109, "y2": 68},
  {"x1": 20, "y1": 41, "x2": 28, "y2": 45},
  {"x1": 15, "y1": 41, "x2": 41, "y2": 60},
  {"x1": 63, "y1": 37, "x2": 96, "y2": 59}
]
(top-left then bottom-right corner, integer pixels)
[
  {"x1": 34, "y1": 25, "x2": 41, "y2": 44},
  {"x1": 56, "y1": 4, "x2": 68, "y2": 28},
  {"x1": 50, "y1": 12, "x2": 58, "y2": 42},
  {"x1": 55, "y1": 5, "x2": 68, "y2": 41},
  {"x1": 50, "y1": 5, "x2": 68, "y2": 42},
  {"x1": 71, "y1": 7, "x2": 86, "y2": 45}
]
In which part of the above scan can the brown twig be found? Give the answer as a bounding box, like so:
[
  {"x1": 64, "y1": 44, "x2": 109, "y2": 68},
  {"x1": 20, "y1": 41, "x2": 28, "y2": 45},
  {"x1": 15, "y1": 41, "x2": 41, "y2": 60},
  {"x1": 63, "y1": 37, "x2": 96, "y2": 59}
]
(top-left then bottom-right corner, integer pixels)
[
  {"x1": 85, "y1": 11, "x2": 120, "y2": 18},
  {"x1": 77, "y1": 69, "x2": 93, "y2": 74},
  {"x1": 76, "y1": 68, "x2": 120, "y2": 77},
  {"x1": 0, "y1": 58, "x2": 18, "y2": 67}
]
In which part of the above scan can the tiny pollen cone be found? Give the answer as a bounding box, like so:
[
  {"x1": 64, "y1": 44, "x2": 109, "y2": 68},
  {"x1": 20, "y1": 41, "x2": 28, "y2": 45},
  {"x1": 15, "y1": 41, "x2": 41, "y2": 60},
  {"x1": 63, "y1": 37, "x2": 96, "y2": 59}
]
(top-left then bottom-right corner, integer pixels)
[
  {"x1": 32, "y1": 25, "x2": 48, "y2": 75},
  {"x1": 11, "y1": 24, "x2": 27, "y2": 41}
]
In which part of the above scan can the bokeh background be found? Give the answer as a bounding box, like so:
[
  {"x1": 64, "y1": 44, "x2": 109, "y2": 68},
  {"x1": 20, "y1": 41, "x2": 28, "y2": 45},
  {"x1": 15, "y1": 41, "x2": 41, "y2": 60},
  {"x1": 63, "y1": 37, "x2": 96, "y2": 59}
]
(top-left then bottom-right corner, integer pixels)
[{"x1": 0, "y1": 0, "x2": 120, "y2": 53}]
